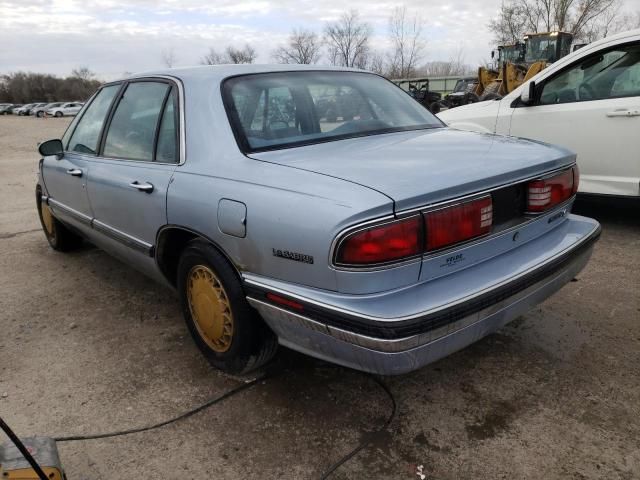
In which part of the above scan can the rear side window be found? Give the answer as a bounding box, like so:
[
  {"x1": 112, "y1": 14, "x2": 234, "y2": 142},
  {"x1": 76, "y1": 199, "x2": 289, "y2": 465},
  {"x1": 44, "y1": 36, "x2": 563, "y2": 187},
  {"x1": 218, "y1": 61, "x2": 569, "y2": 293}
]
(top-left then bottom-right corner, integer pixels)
[
  {"x1": 66, "y1": 84, "x2": 120, "y2": 155},
  {"x1": 155, "y1": 87, "x2": 178, "y2": 163},
  {"x1": 103, "y1": 82, "x2": 170, "y2": 161}
]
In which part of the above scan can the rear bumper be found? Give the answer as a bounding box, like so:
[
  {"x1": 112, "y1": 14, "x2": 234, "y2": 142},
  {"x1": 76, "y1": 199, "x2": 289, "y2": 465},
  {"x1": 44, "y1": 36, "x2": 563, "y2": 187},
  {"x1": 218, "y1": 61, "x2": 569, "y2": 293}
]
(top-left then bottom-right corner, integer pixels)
[{"x1": 245, "y1": 214, "x2": 600, "y2": 375}]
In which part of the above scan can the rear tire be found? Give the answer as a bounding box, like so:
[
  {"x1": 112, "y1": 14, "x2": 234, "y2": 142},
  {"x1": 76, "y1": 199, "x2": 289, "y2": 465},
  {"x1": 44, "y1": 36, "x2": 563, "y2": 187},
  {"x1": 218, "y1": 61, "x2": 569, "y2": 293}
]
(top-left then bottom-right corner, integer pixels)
[
  {"x1": 37, "y1": 191, "x2": 83, "y2": 251},
  {"x1": 177, "y1": 239, "x2": 278, "y2": 374}
]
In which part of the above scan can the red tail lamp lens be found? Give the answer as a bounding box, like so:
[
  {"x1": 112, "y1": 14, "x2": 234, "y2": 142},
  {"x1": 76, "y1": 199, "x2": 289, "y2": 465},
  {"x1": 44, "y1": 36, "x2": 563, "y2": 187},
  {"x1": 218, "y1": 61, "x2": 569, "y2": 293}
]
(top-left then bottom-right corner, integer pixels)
[
  {"x1": 424, "y1": 196, "x2": 493, "y2": 251},
  {"x1": 336, "y1": 216, "x2": 422, "y2": 265},
  {"x1": 527, "y1": 167, "x2": 576, "y2": 213}
]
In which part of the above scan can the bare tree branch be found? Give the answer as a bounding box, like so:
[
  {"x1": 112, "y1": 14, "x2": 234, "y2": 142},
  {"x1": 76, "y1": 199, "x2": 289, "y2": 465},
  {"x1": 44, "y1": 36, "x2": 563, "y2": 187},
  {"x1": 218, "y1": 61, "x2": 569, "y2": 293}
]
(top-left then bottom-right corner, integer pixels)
[
  {"x1": 488, "y1": 0, "x2": 630, "y2": 44},
  {"x1": 200, "y1": 44, "x2": 257, "y2": 65},
  {"x1": 387, "y1": 6, "x2": 425, "y2": 78},
  {"x1": 161, "y1": 47, "x2": 177, "y2": 68},
  {"x1": 324, "y1": 10, "x2": 371, "y2": 68},
  {"x1": 272, "y1": 29, "x2": 322, "y2": 64}
]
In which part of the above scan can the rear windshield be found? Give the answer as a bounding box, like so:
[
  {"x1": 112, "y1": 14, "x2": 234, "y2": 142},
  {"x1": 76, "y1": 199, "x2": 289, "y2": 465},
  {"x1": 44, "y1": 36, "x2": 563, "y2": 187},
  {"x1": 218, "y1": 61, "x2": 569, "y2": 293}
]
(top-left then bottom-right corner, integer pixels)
[{"x1": 222, "y1": 71, "x2": 443, "y2": 152}]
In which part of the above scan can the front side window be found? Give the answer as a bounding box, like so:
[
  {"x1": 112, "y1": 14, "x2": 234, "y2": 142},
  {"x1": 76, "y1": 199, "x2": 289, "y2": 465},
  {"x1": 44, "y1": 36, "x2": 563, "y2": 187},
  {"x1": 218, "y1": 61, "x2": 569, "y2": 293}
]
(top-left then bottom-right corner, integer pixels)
[
  {"x1": 540, "y1": 43, "x2": 640, "y2": 105},
  {"x1": 66, "y1": 84, "x2": 120, "y2": 155},
  {"x1": 224, "y1": 71, "x2": 442, "y2": 152},
  {"x1": 103, "y1": 82, "x2": 170, "y2": 161}
]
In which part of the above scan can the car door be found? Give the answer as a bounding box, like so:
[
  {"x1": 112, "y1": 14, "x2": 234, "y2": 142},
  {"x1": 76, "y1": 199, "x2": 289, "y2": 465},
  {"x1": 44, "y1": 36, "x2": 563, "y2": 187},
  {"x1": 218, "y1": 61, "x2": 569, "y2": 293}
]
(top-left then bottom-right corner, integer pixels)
[
  {"x1": 65, "y1": 103, "x2": 80, "y2": 115},
  {"x1": 86, "y1": 79, "x2": 179, "y2": 259},
  {"x1": 42, "y1": 84, "x2": 121, "y2": 231},
  {"x1": 509, "y1": 41, "x2": 640, "y2": 196},
  {"x1": 71, "y1": 103, "x2": 82, "y2": 115}
]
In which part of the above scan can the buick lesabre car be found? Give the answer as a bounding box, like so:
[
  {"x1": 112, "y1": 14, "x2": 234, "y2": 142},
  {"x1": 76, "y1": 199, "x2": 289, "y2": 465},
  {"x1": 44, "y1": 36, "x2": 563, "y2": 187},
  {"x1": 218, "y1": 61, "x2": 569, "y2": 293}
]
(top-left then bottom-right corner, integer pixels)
[{"x1": 36, "y1": 65, "x2": 601, "y2": 375}]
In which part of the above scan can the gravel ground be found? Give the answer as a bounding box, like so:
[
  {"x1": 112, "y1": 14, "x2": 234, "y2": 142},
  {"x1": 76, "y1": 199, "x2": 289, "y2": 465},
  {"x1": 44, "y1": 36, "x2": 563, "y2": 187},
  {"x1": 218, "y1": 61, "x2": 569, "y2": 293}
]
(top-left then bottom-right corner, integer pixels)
[{"x1": 0, "y1": 115, "x2": 638, "y2": 479}]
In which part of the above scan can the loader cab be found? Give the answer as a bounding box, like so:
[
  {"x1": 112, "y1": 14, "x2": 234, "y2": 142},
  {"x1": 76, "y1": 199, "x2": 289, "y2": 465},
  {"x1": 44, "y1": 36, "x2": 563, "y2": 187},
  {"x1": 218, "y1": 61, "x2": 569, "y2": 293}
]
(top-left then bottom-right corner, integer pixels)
[
  {"x1": 524, "y1": 32, "x2": 573, "y2": 64},
  {"x1": 494, "y1": 43, "x2": 525, "y2": 67}
]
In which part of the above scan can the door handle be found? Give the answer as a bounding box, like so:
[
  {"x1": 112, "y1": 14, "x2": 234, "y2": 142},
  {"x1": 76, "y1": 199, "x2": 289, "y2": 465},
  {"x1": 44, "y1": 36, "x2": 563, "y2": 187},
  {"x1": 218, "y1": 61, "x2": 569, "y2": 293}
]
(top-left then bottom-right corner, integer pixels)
[
  {"x1": 66, "y1": 168, "x2": 83, "y2": 177},
  {"x1": 129, "y1": 181, "x2": 154, "y2": 193},
  {"x1": 606, "y1": 109, "x2": 640, "y2": 117}
]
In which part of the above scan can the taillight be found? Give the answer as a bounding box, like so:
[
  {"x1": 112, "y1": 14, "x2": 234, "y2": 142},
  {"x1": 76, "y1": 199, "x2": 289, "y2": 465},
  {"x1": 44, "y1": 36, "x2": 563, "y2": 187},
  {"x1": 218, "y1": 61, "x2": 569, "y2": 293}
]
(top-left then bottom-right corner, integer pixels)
[
  {"x1": 527, "y1": 167, "x2": 577, "y2": 213},
  {"x1": 335, "y1": 197, "x2": 495, "y2": 267},
  {"x1": 335, "y1": 216, "x2": 422, "y2": 265},
  {"x1": 424, "y1": 196, "x2": 492, "y2": 251}
]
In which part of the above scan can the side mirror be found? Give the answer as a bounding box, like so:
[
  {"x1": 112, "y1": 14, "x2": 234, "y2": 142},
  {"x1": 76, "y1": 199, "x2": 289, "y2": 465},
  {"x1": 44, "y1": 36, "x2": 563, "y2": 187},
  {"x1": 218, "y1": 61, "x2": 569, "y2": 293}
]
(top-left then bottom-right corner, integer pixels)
[
  {"x1": 520, "y1": 81, "x2": 536, "y2": 105},
  {"x1": 38, "y1": 139, "x2": 64, "y2": 159}
]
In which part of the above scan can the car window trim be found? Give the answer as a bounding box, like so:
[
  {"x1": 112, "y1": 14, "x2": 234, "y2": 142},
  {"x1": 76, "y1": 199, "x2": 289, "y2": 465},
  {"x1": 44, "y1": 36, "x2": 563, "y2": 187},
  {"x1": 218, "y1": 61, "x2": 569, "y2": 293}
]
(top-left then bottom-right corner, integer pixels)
[
  {"x1": 534, "y1": 40, "x2": 640, "y2": 107},
  {"x1": 97, "y1": 77, "x2": 182, "y2": 165}
]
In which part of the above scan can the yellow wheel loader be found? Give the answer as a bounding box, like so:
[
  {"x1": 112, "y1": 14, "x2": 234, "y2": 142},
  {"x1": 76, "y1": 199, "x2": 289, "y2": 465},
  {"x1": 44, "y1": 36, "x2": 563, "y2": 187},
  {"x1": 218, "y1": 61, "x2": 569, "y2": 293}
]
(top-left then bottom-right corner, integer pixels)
[{"x1": 473, "y1": 32, "x2": 573, "y2": 102}]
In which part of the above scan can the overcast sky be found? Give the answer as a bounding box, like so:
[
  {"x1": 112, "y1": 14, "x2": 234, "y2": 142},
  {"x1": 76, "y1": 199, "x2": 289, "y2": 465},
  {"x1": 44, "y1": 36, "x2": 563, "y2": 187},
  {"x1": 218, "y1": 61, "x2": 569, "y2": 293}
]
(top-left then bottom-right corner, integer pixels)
[{"x1": 0, "y1": 0, "x2": 638, "y2": 80}]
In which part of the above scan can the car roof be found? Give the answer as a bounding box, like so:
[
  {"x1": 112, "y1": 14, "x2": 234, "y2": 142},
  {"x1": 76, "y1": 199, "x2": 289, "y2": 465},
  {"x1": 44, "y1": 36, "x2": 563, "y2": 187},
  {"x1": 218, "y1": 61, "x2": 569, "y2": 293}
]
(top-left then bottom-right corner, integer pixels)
[{"x1": 120, "y1": 64, "x2": 367, "y2": 84}]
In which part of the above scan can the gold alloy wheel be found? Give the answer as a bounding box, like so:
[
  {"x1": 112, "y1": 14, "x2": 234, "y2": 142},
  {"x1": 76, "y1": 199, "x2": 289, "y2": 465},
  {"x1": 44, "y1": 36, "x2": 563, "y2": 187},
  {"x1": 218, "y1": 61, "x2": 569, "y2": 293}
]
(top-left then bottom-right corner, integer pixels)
[
  {"x1": 186, "y1": 265, "x2": 234, "y2": 353},
  {"x1": 41, "y1": 202, "x2": 55, "y2": 238}
]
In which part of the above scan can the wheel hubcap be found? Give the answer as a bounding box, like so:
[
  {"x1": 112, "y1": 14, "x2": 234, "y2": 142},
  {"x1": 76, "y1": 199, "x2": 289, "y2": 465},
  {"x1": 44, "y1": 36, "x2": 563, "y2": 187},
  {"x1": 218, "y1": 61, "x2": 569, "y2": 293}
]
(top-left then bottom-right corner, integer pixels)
[
  {"x1": 187, "y1": 265, "x2": 234, "y2": 353},
  {"x1": 41, "y1": 202, "x2": 55, "y2": 237}
]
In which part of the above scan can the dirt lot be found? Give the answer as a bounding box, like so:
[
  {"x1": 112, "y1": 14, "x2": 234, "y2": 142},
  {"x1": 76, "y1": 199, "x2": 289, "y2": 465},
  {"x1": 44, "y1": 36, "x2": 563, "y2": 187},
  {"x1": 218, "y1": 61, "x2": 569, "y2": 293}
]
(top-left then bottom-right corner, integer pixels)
[{"x1": 0, "y1": 115, "x2": 639, "y2": 479}]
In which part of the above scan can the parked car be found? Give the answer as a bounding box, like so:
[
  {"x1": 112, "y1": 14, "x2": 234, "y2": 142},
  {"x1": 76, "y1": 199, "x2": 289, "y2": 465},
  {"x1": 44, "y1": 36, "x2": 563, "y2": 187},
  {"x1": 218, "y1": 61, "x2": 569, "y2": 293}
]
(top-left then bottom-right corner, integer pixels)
[
  {"x1": 438, "y1": 28, "x2": 640, "y2": 198},
  {"x1": 10, "y1": 104, "x2": 23, "y2": 114},
  {"x1": 35, "y1": 65, "x2": 600, "y2": 375},
  {"x1": 46, "y1": 102, "x2": 84, "y2": 117},
  {"x1": 25, "y1": 103, "x2": 47, "y2": 116},
  {"x1": 0, "y1": 104, "x2": 15, "y2": 115},
  {"x1": 13, "y1": 103, "x2": 36, "y2": 115},
  {"x1": 32, "y1": 102, "x2": 64, "y2": 118}
]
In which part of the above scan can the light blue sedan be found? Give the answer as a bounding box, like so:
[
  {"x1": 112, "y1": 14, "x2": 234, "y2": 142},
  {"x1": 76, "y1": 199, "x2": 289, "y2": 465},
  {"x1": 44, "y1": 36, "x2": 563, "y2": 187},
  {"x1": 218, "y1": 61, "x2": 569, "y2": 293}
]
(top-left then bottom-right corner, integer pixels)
[{"x1": 35, "y1": 65, "x2": 601, "y2": 375}]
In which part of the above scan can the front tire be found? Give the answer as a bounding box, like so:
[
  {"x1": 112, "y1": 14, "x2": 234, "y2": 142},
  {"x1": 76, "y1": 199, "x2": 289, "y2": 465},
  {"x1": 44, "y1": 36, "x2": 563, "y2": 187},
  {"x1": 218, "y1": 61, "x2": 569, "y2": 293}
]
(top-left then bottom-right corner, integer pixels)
[
  {"x1": 36, "y1": 111, "x2": 44, "y2": 118},
  {"x1": 37, "y1": 192, "x2": 83, "y2": 251},
  {"x1": 177, "y1": 239, "x2": 277, "y2": 374},
  {"x1": 54, "y1": 111, "x2": 63, "y2": 118}
]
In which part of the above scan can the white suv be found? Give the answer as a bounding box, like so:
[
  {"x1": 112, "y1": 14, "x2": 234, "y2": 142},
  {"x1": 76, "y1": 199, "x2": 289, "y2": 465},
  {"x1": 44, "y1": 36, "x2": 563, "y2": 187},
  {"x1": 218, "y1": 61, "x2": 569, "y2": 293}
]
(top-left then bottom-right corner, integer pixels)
[{"x1": 439, "y1": 29, "x2": 640, "y2": 198}]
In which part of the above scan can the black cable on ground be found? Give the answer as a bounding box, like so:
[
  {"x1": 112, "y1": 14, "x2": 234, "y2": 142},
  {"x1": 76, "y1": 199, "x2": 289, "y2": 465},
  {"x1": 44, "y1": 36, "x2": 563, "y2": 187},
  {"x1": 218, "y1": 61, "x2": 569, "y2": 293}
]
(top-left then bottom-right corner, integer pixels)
[
  {"x1": 318, "y1": 375, "x2": 397, "y2": 480},
  {"x1": 54, "y1": 372, "x2": 275, "y2": 442},
  {"x1": 45, "y1": 361, "x2": 395, "y2": 479}
]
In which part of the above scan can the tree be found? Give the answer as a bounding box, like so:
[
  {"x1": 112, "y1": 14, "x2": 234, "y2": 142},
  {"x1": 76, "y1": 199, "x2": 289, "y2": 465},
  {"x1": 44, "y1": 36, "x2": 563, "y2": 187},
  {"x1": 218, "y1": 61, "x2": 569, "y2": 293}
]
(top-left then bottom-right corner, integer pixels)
[
  {"x1": 367, "y1": 52, "x2": 388, "y2": 76},
  {"x1": 273, "y1": 29, "x2": 322, "y2": 64},
  {"x1": 161, "y1": 47, "x2": 177, "y2": 68},
  {"x1": 488, "y1": 0, "x2": 623, "y2": 43},
  {"x1": 324, "y1": 10, "x2": 371, "y2": 68},
  {"x1": 387, "y1": 7, "x2": 425, "y2": 78},
  {"x1": 201, "y1": 45, "x2": 256, "y2": 65},
  {"x1": 71, "y1": 67, "x2": 95, "y2": 81},
  {"x1": 487, "y1": 2, "x2": 529, "y2": 44},
  {"x1": 583, "y1": 3, "x2": 640, "y2": 41},
  {"x1": 225, "y1": 44, "x2": 257, "y2": 64},
  {"x1": 0, "y1": 71, "x2": 101, "y2": 103},
  {"x1": 201, "y1": 48, "x2": 226, "y2": 65}
]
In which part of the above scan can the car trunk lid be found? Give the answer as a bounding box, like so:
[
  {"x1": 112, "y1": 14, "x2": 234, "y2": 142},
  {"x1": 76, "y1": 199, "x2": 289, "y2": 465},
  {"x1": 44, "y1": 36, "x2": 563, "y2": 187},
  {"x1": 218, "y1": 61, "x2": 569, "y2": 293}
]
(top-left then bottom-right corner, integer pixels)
[{"x1": 249, "y1": 128, "x2": 575, "y2": 212}]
